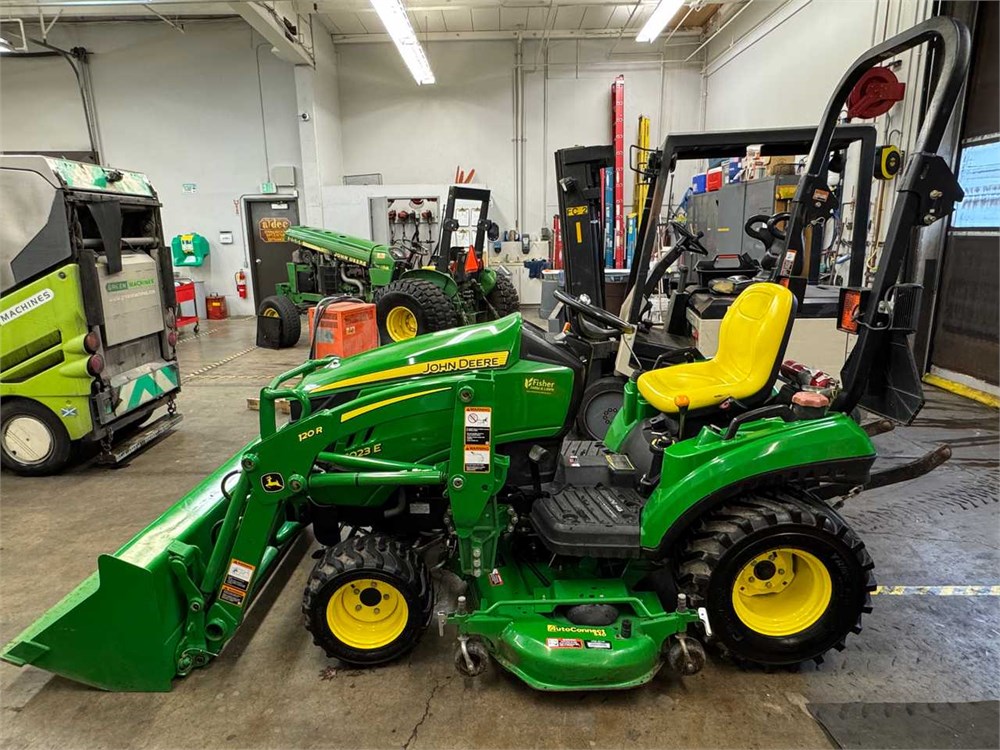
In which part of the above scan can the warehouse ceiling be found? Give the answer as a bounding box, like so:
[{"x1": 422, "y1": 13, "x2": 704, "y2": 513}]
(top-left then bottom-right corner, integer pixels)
[
  {"x1": 1, "y1": 0, "x2": 726, "y2": 42},
  {"x1": 320, "y1": 1, "x2": 722, "y2": 40}
]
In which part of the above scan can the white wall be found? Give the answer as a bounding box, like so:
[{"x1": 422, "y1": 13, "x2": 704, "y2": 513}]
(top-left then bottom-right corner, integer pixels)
[
  {"x1": 0, "y1": 19, "x2": 304, "y2": 316},
  {"x1": 337, "y1": 40, "x2": 518, "y2": 230},
  {"x1": 334, "y1": 36, "x2": 706, "y2": 238},
  {"x1": 704, "y1": 0, "x2": 883, "y2": 130},
  {"x1": 296, "y1": 19, "x2": 345, "y2": 227},
  {"x1": 522, "y1": 37, "x2": 704, "y2": 234}
]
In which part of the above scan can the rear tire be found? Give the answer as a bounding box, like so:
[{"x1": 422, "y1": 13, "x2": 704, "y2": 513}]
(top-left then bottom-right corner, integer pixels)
[
  {"x1": 678, "y1": 489, "x2": 875, "y2": 667},
  {"x1": 257, "y1": 295, "x2": 301, "y2": 347},
  {"x1": 486, "y1": 273, "x2": 520, "y2": 318},
  {"x1": 374, "y1": 279, "x2": 457, "y2": 344},
  {"x1": 303, "y1": 533, "x2": 433, "y2": 666},
  {"x1": 0, "y1": 399, "x2": 73, "y2": 476}
]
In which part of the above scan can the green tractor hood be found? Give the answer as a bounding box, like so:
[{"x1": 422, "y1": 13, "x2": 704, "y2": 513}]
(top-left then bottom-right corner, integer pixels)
[{"x1": 299, "y1": 313, "x2": 524, "y2": 397}]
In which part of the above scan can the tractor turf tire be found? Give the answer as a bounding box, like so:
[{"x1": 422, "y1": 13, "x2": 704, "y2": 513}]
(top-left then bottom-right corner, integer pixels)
[
  {"x1": 374, "y1": 279, "x2": 457, "y2": 344},
  {"x1": 302, "y1": 533, "x2": 433, "y2": 667},
  {"x1": 258, "y1": 295, "x2": 302, "y2": 348},
  {"x1": 678, "y1": 489, "x2": 875, "y2": 668},
  {"x1": 486, "y1": 273, "x2": 520, "y2": 319}
]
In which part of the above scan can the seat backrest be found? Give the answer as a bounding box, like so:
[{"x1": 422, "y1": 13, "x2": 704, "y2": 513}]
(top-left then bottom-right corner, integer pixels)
[{"x1": 714, "y1": 283, "x2": 796, "y2": 390}]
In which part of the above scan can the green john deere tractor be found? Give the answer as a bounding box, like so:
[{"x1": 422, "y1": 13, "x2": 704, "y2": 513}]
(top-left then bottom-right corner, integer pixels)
[
  {"x1": 260, "y1": 185, "x2": 518, "y2": 346},
  {"x1": 0, "y1": 18, "x2": 967, "y2": 691}
]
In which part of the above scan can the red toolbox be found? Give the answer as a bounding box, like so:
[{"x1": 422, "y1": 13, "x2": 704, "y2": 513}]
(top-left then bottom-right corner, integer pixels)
[{"x1": 308, "y1": 302, "x2": 378, "y2": 359}]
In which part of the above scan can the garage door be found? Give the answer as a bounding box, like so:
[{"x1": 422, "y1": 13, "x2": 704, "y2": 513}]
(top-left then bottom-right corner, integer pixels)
[{"x1": 928, "y1": 1, "x2": 999, "y2": 392}]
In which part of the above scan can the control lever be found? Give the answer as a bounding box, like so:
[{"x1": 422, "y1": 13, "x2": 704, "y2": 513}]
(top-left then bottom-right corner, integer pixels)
[{"x1": 675, "y1": 394, "x2": 690, "y2": 441}]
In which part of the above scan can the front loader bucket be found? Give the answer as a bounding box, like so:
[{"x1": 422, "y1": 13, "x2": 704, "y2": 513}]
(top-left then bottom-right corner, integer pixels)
[{"x1": 1, "y1": 454, "x2": 241, "y2": 691}]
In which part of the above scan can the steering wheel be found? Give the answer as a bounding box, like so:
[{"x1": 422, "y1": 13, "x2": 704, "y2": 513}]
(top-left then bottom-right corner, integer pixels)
[
  {"x1": 670, "y1": 221, "x2": 709, "y2": 255},
  {"x1": 744, "y1": 214, "x2": 776, "y2": 251},
  {"x1": 766, "y1": 212, "x2": 790, "y2": 241},
  {"x1": 553, "y1": 289, "x2": 634, "y2": 336}
]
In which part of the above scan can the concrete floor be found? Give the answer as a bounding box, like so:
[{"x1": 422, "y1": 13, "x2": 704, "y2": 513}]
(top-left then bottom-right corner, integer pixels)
[{"x1": 2, "y1": 316, "x2": 998, "y2": 750}]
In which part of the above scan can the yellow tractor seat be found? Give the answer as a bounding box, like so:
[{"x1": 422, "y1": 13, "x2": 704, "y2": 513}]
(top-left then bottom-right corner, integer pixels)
[{"x1": 637, "y1": 283, "x2": 796, "y2": 414}]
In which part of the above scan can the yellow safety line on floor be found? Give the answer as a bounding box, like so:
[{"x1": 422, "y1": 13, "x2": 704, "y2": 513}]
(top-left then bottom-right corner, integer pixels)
[
  {"x1": 183, "y1": 346, "x2": 257, "y2": 379},
  {"x1": 873, "y1": 585, "x2": 1000, "y2": 596},
  {"x1": 923, "y1": 373, "x2": 1000, "y2": 409}
]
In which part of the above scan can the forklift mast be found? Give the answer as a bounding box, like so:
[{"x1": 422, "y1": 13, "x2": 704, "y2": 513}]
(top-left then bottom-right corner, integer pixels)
[{"x1": 554, "y1": 146, "x2": 613, "y2": 309}]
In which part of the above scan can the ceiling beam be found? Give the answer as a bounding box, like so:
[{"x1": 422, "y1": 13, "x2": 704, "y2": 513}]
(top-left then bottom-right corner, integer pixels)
[
  {"x1": 332, "y1": 27, "x2": 702, "y2": 43},
  {"x1": 229, "y1": 1, "x2": 313, "y2": 65}
]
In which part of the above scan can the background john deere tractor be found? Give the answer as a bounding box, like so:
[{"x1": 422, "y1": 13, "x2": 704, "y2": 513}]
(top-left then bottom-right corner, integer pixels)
[{"x1": 258, "y1": 186, "x2": 519, "y2": 346}]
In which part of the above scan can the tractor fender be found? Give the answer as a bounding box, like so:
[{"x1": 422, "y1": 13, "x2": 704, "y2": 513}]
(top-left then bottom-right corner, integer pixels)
[
  {"x1": 398, "y1": 268, "x2": 459, "y2": 299},
  {"x1": 639, "y1": 414, "x2": 875, "y2": 554},
  {"x1": 478, "y1": 268, "x2": 498, "y2": 296},
  {"x1": 367, "y1": 248, "x2": 395, "y2": 288}
]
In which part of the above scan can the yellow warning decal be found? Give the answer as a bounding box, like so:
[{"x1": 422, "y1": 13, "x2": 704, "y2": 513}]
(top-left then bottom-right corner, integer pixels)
[
  {"x1": 575, "y1": 221, "x2": 583, "y2": 244},
  {"x1": 566, "y1": 205, "x2": 588, "y2": 216},
  {"x1": 312, "y1": 351, "x2": 510, "y2": 393}
]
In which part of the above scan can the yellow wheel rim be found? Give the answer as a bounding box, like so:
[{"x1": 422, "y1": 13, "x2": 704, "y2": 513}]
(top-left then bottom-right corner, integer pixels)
[
  {"x1": 326, "y1": 579, "x2": 409, "y2": 650},
  {"x1": 731, "y1": 548, "x2": 832, "y2": 637},
  {"x1": 385, "y1": 306, "x2": 418, "y2": 341},
  {"x1": 262, "y1": 308, "x2": 280, "y2": 318}
]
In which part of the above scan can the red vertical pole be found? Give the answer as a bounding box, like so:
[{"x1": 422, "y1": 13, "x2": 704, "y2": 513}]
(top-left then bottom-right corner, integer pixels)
[{"x1": 612, "y1": 75, "x2": 625, "y2": 269}]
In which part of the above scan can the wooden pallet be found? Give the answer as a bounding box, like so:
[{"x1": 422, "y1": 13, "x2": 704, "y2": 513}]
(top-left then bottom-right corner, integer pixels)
[{"x1": 246, "y1": 396, "x2": 291, "y2": 414}]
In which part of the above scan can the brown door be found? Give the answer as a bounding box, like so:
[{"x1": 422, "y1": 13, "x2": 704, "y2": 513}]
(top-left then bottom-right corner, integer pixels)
[
  {"x1": 246, "y1": 198, "x2": 300, "y2": 306},
  {"x1": 928, "y1": 2, "x2": 999, "y2": 388}
]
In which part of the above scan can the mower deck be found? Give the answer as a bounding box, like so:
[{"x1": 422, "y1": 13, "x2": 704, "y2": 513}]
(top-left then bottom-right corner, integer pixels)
[{"x1": 453, "y1": 554, "x2": 701, "y2": 691}]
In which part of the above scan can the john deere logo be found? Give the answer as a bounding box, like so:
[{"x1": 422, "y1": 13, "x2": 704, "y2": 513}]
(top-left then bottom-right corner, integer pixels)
[
  {"x1": 261, "y1": 473, "x2": 285, "y2": 493},
  {"x1": 524, "y1": 377, "x2": 556, "y2": 395},
  {"x1": 106, "y1": 278, "x2": 155, "y2": 293}
]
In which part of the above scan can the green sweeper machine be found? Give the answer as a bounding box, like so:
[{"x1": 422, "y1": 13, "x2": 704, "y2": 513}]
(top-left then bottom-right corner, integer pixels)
[
  {"x1": 259, "y1": 185, "x2": 518, "y2": 346},
  {"x1": 0, "y1": 156, "x2": 182, "y2": 476},
  {"x1": 1, "y1": 19, "x2": 969, "y2": 691}
]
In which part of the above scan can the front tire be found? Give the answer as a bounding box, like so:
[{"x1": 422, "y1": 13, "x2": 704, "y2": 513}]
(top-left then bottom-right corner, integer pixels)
[
  {"x1": 303, "y1": 534, "x2": 433, "y2": 666},
  {"x1": 257, "y1": 295, "x2": 301, "y2": 347},
  {"x1": 374, "y1": 279, "x2": 457, "y2": 344},
  {"x1": 0, "y1": 399, "x2": 73, "y2": 476},
  {"x1": 679, "y1": 490, "x2": 875, "y2": 666}
]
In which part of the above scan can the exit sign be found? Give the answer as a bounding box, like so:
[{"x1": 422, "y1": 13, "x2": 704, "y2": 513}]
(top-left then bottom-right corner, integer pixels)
[{"x1": 260, "y1": 181, "x2": 277, "y2": 195}]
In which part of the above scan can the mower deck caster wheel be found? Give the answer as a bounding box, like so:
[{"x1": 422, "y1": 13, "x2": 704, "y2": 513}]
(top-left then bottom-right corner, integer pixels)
[
  {"x1": 454, "y1": 636, "x2": 489, "y2": 677},
  {"x1": 666, "y1": 635, "x2": 706, "y2": 676}
]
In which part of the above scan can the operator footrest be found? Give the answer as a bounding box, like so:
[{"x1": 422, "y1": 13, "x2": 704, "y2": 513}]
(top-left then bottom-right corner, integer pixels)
[{"x1": 531, "y1": 485, "x2": 643, "y2": 558}]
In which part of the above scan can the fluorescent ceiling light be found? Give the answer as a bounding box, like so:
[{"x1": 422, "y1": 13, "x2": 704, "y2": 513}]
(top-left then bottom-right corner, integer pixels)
[
  {"x1": 370, "y1": 0, "x2": 435, "y2": 85},
  {"x1": 636, "y1": 0, "x2": 686, "y2": 43}
]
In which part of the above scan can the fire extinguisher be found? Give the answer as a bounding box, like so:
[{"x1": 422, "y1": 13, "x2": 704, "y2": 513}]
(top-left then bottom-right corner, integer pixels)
[{"x1": 235, "y1": 269, "x2": 248, "y2": 299}]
